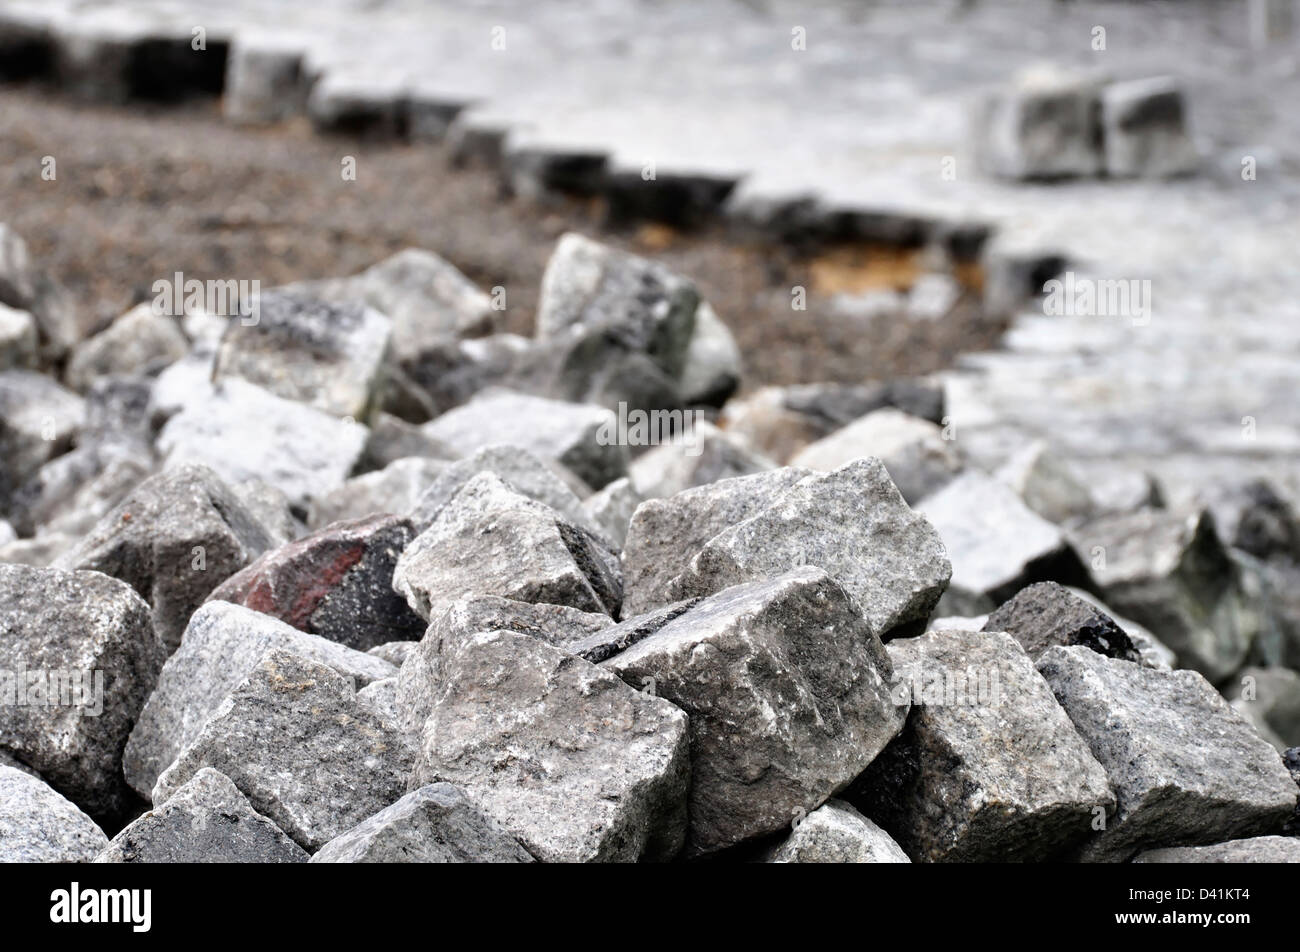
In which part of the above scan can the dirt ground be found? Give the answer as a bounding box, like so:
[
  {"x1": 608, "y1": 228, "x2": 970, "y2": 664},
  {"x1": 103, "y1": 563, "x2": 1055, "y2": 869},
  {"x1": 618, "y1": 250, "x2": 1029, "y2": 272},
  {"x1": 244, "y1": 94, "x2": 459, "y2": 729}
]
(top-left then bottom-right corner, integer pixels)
[{"x1": 0, "y1": 84, "x2": 1008, "y2": 390}]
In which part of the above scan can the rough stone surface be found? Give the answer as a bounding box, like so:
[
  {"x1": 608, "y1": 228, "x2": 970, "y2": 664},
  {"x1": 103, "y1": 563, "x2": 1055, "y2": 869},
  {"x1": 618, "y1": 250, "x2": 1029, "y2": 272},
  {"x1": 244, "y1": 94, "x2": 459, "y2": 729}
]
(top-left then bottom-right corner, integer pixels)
[
  {"x1": 995, "y1": 440, "x2": 1097, "y2": 526},
  {"x1": 309, "y1": 457, "x2": 448, "y2": 530},
  {"x1": 80, "y1": 373, "x2": 157, "y2": 448},
  {"x1": 1067, "y1": 586, "x2": 1176, "y2": 671},
  {"x1": 154, "y1": 649, "x2": 414, "y2": 851},
  {"x1": 395, "y1": 594, "x2": 611, "y2": 735},
  {"x1": 404, "y1": 333, "x2": 532, "y2": 418},
  {"x1": 716, "y1": 386, "x2": 820, "y2": 463},
  {"x1": 511, "y1": 323, "x2": 686, "y2": 426},
  {"x1": 605, "y1": 568, "x2": 908, "y2": 856},
  {"x1": 156, "y1": 377, "x2": 369, "y2": 512},
  {"x1": 420, "y1": 389, "x2": 626, "y2": 489},
  {"x1": 628, "y1": 419, "x2": 775, "y2": 501},
  {"x1": 1036, "y1": 645, "x2": 1298, "y2": 861},
  {"x1": 0, "y1": 750, "x2": 38, "y2": 777},
  {"x1": 358, "y1": 411, "x2": 457, "y2": 472},
  {"x1": 673, "y1": 460, "x2": 952, "y2": 639},
  {"x1": 0, "y1": 369, "x2": 83, "y2": 509},
  {"x1": 1225, "y1": 666, "x2": 1300, "y2": 750},
  {"x1": 393, "y1": 472, "x2": 622, "y2": 620},
  {"x1": 414, "y1": 627, "x2": 690, "y2": 862},
  {"x1": 621, "y1": 467, "x2": 810, "y2": 616},
  {"x1": 0, "y1": 765, "x2": 109, "y2": 862},
  {"x1": 405, "y1": 444, "x2": 599, "y2": 537},
  {"x1": 356, "y1": 675, "x2": 402, "y2": 729},
  {"x1": 723, "y1": 380, "x2": 946, "y2": 464},
  {"x1": 851, "y1": 628, "x2": 1114, "y2": 862},
  {"x1": 919, "y1": 471, "x2": 1089, "y2": 617},
  {"x1": 536, "y1": 232, "x2": 698, "y2": 383},
  {"x1": 763, "y1": 799, "x2": 911, "y2": 864},
  {"x1": 95, "y1": 767, "x2": 308, "y2": 863},
  {"x1": 1071, "y1": 507, "x2": 1260, "y2": 682},
  {"x1": 1253, "y1": 559, "x2": 1300, "y2": 672},
  {"x1": 791, "y1": 407, "x2": 962, "y2": 504},
  {"x1": 925, "y1": 613, "x2": 989, "y2": 632},
  {"x1": 1133, "y1": 835, "x2": 1300, "y2": 863},
  {"x1": 0, "y1": 563, "x2": 162, "y2": 823},
  {"x1": 310, "y1": 783, "x2": 534, "y2": 863},
  {"x1": 983, "y1": 581, "x2": 1140, "y2": 663},
  {"x1": 56, "y1": 463, "x2": 276, "y2": 649},
  {"x1": 231, "y1": 478, "x2": 300, "y2": 546},
  {"x1": 123, "y1": 600, "x2": 394, "y2": 799},
  {"x1": 208, "y1": 514, "x2": 423, "y2": 650},
  {"x1": 214, "y1": 290, "x2": 391, "y2": 419},
  {"x1": 286, "y1": 249, "x2": 496, "y2": 367},
  {"x1": 0, "y1": 533, "x2": 73, "y2": 568},
  {"x1": 11, "y1": 444, "x2": 152, "y2": 542},
  {"x1": 64, "y1": 303, "x2": 188, "y2": 392},
  {"x1": 580, "y1": 476, "x2": 641, "y2": 550}
]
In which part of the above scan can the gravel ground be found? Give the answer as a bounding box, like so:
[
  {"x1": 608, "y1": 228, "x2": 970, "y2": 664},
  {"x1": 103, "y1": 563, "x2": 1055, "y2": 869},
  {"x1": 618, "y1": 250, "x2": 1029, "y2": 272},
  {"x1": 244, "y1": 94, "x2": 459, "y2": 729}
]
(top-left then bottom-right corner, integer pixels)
[{"x1": 0, "y1": 84, "x2": 1002, "y2": 390}]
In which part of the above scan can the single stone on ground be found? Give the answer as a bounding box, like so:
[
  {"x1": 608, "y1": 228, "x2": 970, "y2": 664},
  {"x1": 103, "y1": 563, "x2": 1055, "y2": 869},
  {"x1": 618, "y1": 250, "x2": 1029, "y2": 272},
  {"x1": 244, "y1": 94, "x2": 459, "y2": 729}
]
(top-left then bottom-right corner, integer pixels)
[
  {"x1": 983, "y1": 581, "x2": 1140, "y2": 662},
  {"x1": 1036, "y1": 645, "x2": 1297, "y2": 861},
  {"x1": 155, "y1": 377, "x2": 368, "y2": 512},
  {"x1": 1070, "y1": 507, "x2": 1259, "y2": 682},
  {"x1": 214, "y1": 290, "x2": 390, "y2": 419},
  {"x1": 153, "y1": 650, "x2": 414, "y2": 851},
  {"x1": 393, "y1": 472, "x2": 622, "y2": 620},
  {"x1": 394, "y1": 594, "x2": 611, "y2": 734},
  {"x1": 55, "y1": 463, "x2": 276, "y2": 649},
  {"x1": 673, "y1": 460, "x2": 951, "y2": 639},
  {"x1": 620, "y1": 467, "x2": 809, "y2": 617},
  {"x1": 791, "y1": 408, "x2": 962, "y2": 504},
  {"x1": 95, "y1": 767, "x2": 307, "y2": 863},
  {"x1": 419, "y1": 389, "x2": 626, "y2": 489},
  {"x1": 310, "y1": 783, "x2": 534, "y2": 863},
  {"x1": 536, "y1": 232, "x2": 698, "y2": 382},
  {"x1": 918, "y1": 471, "x2": 1089, "y2": 617},
  {"x1": 0, "y1": 564, "x2": 162, "y2": 823},
  {"x1": 208, "y1": 514, "x2": 423, "y2": 650},
  {"x1": 1100, "y1": 75, "x2": 1199, "y2": 178},
  {"x1": 123, "y1": 600, "x2": 394, "y2": 799},
  {"x1": 850, "y1": 628, "x2": 1114, "y2": 862},
  {"x1": 413, "y1": 627, "x2": 689, "y2": 862},
  {"x1": 0, "y1": 765, "x2": 109, "y2": 862},
  {"x1": 604, "y1": 568, "x2": 907, "y2": 856},
  {"x1": 763, "y1": 799, "x2": 911, "y2": 864}
]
